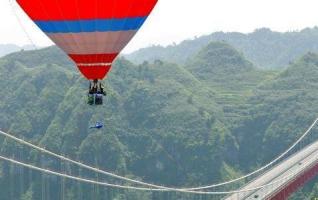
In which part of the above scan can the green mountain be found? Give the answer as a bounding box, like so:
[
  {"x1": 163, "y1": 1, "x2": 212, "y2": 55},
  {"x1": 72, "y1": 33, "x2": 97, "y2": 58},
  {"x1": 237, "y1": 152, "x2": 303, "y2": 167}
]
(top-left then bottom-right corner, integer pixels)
[
  {"x1": 0, "y1": 41, "x2": 317, "y2": 199},
  {"x1": 236, "y1": 52, "x2": 318, "y2": 167},
  {"x1": 127, "y1": 27, "x2": 318, "y2": 69},
  {"x1": 233, "y1": 53, "x2": 318, "y2": 199},
  {"x1": 187, "y1": 42, "x2": 254, "y2": 77},
  {"x1": 0, "y1": 43, "x2": 242, "y2": 199},
  {"x1": 185, "y1": 42, "x2": 277, "y2": 125}
]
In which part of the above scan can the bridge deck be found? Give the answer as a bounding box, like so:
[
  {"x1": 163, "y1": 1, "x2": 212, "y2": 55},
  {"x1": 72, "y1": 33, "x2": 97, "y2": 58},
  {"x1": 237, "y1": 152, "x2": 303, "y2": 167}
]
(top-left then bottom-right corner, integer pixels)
[{"x1": 224, "y1": 140, "x2": 318, "y2": 200}]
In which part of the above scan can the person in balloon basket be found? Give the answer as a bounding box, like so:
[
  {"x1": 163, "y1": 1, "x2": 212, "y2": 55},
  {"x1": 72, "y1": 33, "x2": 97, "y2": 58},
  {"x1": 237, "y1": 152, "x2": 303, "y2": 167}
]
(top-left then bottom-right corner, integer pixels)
[{"x1": 88, "y1": 80, "x2": 106, "y2": 105}]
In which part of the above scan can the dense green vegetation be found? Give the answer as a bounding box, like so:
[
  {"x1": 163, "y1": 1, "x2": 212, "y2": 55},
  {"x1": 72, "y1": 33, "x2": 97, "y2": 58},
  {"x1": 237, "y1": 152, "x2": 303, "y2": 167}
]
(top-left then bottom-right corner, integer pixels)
[
  {"x1": 127, "y1": 27, "x2": 318, "y2": 69},
  {"x1": 0, "y1": 41, "x2": 317, "y2": 199}
]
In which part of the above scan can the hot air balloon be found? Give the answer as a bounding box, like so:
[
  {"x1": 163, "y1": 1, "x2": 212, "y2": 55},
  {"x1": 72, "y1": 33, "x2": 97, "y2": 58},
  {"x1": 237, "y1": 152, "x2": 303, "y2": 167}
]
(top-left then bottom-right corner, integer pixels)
[{"x1": 17, "y1": 0, "x2": 158, "y2": 105}]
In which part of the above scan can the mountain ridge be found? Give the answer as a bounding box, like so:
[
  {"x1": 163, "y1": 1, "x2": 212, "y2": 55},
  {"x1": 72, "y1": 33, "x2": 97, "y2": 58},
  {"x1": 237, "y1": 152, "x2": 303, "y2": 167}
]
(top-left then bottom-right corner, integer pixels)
[
  {"x1": 126, "y1": 27, "x2": 318, "y2": 69},
  {"x1": 0, "y1": 44, "x2": 36, "y2": 58}
]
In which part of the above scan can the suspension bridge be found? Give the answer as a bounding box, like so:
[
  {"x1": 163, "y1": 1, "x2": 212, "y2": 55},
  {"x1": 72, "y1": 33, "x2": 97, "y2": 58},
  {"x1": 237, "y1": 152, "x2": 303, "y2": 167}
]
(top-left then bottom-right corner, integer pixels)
[
  {"x1": 0, "y1": 118, "x2": 318, "y2": 199},
  {"x1": 225, "y1": 138, "x2": 318, "y2": 199}
]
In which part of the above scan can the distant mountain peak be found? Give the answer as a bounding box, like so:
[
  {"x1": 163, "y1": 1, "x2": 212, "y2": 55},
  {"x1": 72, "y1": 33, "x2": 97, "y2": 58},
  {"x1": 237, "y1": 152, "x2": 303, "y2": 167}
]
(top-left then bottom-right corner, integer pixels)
[
  {"x1": 197, "y1": 42, "x2": 249, "y2": 64},
  {"x1": 261, "y1": 52, "x2": 318, "y2": 91},
  {"x1": 187, "y1": 42, "x2": 254, "y2": 79}
]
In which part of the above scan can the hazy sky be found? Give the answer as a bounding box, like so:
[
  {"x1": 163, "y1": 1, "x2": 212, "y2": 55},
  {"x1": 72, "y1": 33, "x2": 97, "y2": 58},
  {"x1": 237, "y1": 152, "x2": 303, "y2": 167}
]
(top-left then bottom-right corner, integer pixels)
[{"x1": 1, "y1": 0, "x2": 318, "y2": 52}]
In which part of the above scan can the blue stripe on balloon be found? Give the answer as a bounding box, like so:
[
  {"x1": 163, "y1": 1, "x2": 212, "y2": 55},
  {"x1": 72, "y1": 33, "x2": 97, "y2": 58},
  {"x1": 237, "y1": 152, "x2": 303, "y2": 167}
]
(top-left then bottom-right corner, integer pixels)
[{"x1": 34, "y1": 17, "x2": 147, "y2": 33}]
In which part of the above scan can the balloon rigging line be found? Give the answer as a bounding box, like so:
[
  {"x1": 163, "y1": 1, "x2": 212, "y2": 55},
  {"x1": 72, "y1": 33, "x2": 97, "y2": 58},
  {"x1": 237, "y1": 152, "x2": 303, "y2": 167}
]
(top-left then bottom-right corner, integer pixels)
[{"x1": 9, "y1": 0, "x2": 38, "y2": 50}]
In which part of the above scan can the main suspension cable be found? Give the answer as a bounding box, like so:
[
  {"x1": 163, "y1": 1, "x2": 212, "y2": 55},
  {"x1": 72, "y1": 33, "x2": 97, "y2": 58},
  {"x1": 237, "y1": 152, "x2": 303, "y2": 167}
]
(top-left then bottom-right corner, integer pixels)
[
  {"x1": 0, "y1": 153, "x2": 312, "y2": 195},
  {"x1": 0, "y1": 117, "x2": 317, "y2": 191}
]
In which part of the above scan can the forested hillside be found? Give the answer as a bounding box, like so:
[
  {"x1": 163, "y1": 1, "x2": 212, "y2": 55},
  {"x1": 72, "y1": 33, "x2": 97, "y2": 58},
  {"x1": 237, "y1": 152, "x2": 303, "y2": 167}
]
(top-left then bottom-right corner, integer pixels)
[
  {"x1": 0, "y1": 42, "x2": 317, "y2": 199},
  {"x1": 127, "y1": 27, "x2": 318, "y2": 69}
]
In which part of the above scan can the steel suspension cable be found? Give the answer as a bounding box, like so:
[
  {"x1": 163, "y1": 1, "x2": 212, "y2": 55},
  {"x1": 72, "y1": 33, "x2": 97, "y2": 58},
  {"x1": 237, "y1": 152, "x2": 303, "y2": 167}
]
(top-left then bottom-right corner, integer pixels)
[
  {"x1": 0, "y1": 117, "x2": 317, "y2": 191},
  {"x1": 0, "y1": 153, "x2": 312, "y2": 195}
]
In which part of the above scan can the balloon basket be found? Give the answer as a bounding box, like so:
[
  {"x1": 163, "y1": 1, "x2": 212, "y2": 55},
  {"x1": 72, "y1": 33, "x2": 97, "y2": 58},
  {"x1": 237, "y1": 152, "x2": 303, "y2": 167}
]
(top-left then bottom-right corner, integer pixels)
[{"x1": 87, "y1": 93, "x2": 103, "y2": 105}]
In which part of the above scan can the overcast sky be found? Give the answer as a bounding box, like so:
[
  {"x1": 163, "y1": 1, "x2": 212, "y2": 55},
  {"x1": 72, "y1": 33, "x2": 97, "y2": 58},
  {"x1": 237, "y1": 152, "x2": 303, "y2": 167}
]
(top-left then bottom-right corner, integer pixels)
[{"x1": 1, "y1": 0, "x2": 318, "y2": 53}]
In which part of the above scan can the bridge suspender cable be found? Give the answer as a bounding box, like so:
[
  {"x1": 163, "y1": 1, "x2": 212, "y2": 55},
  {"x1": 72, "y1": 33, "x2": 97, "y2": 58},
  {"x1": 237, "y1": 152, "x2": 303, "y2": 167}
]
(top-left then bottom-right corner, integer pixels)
[
  {"x1": 0, "y1": 118, "x2": 317, "y2": 191},
  {"x1": 0, "y1": 153, "x2": 310, "y2": 195}
]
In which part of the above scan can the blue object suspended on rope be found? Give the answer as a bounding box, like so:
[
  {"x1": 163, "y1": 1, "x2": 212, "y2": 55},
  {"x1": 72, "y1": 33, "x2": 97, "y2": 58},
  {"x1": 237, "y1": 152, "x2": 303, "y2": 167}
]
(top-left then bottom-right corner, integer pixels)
[{"x1": 90, "y1": 122, "x2": 103, "y2": 129}]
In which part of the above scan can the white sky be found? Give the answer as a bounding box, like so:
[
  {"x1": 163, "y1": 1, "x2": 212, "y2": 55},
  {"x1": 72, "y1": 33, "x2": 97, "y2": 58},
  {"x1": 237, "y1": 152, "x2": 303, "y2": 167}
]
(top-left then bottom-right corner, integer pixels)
[{"x1": 1, "y1": 0, "x2": 318, "y2": 53}]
